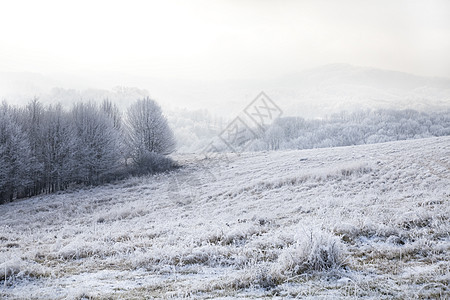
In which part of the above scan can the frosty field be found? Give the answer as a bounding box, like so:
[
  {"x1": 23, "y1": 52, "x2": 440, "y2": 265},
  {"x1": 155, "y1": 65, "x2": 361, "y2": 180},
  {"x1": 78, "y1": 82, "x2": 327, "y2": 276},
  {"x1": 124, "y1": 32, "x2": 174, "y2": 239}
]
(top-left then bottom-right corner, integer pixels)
[{"x1": 1, "y1": 137, "x2": 449, "y2": 299}]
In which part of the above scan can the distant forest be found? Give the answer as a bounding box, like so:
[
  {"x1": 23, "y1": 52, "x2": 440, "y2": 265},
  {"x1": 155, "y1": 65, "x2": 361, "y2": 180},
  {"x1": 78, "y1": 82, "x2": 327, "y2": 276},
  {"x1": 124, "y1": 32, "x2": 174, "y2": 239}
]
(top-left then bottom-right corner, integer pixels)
[
  {"x1": 171, "y1": 107, "x2": 450, "y2": 152},
  {"x1": 248, "y1": 109, "x2": 450, "y2": 151}
]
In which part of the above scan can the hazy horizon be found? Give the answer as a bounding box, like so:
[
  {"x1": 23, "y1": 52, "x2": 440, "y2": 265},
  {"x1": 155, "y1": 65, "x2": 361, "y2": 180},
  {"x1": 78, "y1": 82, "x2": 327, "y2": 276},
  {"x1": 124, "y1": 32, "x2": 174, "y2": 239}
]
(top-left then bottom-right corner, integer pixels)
[
  {"x1": 1, "y1": 1, "x2": 450, "y2": 119},
  {"x1": 1, "y1": 0, "x2": 450, "y2": 81}
]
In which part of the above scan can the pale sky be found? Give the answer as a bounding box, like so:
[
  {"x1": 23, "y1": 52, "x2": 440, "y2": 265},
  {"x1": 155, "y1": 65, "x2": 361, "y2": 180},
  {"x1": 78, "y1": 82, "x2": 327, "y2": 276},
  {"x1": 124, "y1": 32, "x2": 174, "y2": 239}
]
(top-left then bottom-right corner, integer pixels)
[{"x1": 1, "y1": 0, "x2": 450, "y2": 80}]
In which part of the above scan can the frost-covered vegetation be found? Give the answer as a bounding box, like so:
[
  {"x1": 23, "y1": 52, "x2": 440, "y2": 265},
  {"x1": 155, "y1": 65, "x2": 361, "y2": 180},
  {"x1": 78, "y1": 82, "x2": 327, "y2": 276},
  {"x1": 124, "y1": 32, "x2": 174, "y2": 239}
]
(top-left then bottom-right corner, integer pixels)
[
  {"x1": 250, "y1": 109, "x2": 450, "y2": 151},
  {"x1": 0, "y1": 98, "x2": 175, "y2": 203},
  {"x1": 1, "y1": 137, "x2": 448, "y2": 299},
  {"x1": 167, "y1": 108, "x2": 450, "y2": 153}
]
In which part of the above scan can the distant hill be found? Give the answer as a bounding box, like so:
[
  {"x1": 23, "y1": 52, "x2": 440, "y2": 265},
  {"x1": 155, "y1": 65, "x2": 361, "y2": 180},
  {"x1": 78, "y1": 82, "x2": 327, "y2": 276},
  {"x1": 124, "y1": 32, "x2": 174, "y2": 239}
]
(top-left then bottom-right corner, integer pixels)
[
  {"x1": 1, "y1": 64, "x2": 450, "y2": 117},
  {"x1": 265, "y1": 64, "x2": 450, "y2": 118}
]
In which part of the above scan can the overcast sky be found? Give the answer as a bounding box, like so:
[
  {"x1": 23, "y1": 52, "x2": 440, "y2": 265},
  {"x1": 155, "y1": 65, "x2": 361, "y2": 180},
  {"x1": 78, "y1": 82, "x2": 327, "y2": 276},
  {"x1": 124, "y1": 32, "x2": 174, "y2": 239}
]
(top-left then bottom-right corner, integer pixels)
[{"x1": 1, "y1": 0, "x2": 450, "y2": 81}]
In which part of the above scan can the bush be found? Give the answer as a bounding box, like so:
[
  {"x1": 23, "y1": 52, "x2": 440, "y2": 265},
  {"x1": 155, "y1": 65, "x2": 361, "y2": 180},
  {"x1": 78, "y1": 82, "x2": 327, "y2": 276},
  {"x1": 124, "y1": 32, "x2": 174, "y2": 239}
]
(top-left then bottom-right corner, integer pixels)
[
  {"x1": 274, "y1": 229, "x2": 347, "y2": 276},
  {"x1": 130, "y1": 151, "x2": 178, "y2": 176}
]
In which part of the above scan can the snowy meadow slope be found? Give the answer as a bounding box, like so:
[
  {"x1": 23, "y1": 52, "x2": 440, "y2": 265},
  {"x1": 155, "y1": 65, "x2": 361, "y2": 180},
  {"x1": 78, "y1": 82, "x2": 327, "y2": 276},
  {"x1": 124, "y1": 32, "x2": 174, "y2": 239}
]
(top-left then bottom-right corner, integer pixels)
[{"x1": 1, "y1": 137, "x2": 449, "y2": 299}]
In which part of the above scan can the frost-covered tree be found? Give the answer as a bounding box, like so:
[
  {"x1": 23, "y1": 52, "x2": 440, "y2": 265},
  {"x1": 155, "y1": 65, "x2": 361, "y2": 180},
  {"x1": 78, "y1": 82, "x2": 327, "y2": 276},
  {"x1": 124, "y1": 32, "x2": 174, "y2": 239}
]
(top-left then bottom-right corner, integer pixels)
[
  {"x1": 41, "y1": 104, "x2": 75, "y2": 192},
  {"x1": 20, "y1": 99, "x2": 45, "y2": 195},
  {"x1": 125, "y1": 98, "x2": 175, "y2": 166},
  {"x1": 264, "y1": 124, "x2": 284, "y2": 150},
  {"x1": 102, "y1": 99, "x2": 122, "y2": 130},
  {"x1": 0, "y1": 103, "x2": 33, "y2": 203},
  {"x1": 0, "y1": 97, "x2": 178, "y2": 203},
  {"x1": 71, "y1": 102, "x2": 122, "y2": 184},
  {"x1": 101, "y1": 99, "x2": 129, "y2": 166},
  {"x1": 17, "y1": 100, "x2": 76, "y2": 195}
]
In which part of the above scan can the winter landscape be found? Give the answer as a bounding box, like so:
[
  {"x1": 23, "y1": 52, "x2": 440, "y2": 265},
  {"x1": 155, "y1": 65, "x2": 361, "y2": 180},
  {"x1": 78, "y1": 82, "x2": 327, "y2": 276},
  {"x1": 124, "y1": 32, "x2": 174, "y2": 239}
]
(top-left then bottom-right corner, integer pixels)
[
  {"x1": 0, "y1": 136, "x2": 449, "y2": 299},
  {"x1": 2, "y1": 1, "x2": 450, "y2": 299}
]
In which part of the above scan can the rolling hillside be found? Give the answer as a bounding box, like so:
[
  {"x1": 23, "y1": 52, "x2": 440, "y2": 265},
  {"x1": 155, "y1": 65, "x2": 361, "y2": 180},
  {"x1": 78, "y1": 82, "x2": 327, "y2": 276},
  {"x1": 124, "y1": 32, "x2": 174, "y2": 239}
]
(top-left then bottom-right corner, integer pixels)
[{"x1": 1, "y1": 136, "x2": 449, "y2": 299}]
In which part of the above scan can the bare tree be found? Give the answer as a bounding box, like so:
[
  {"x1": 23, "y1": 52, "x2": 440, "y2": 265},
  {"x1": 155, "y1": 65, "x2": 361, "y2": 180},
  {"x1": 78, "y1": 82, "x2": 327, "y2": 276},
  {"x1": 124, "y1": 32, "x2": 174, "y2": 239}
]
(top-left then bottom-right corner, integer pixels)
[
  {"x1": 0, "y1": 103, "x2": 33, "y2": 203},
  {"x1": 126, "y1": 97, "x2": 175, "y2": 164},
  {"x1": 101, "y1": 99, "x2": 122, "y2": 130},
  {"x1": 21, "y1": 98, "x2": 45, "y2": 195},
  {"x1": 0, "y1": 97, "x2": 177, "y2": 203},
  {"x1": 42, "y1": 104, "x2": 75, "y2": 192},
  {"x1": 71, "y1": 102, "x2": 122, "y2": 184}
]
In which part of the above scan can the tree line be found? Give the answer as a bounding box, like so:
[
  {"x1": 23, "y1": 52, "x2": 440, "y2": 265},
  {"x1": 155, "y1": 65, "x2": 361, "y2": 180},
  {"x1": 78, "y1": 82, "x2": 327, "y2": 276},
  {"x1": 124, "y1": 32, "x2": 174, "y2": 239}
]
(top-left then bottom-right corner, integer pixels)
[
  {"x1": 0, "y1": 97, "x2": 176, "y2": 204},
  {"x1": 250, "y1": 109, "x2": 450, "y2": 151}
]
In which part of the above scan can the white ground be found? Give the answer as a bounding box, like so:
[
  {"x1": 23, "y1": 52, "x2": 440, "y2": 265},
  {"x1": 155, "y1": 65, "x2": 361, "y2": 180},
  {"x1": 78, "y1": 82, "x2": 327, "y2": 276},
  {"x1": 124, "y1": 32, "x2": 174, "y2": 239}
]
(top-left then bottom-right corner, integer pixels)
[{"x1": 1, "y1": 137, "x2": 449, "y2": 299}]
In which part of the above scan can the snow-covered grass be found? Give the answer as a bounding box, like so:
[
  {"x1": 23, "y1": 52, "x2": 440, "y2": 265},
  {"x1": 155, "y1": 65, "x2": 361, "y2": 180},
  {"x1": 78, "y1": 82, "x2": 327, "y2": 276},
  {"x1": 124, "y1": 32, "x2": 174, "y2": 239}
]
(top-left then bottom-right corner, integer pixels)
[{"x1": 1, "y1": 136, "x2": 449, "y2": 299}]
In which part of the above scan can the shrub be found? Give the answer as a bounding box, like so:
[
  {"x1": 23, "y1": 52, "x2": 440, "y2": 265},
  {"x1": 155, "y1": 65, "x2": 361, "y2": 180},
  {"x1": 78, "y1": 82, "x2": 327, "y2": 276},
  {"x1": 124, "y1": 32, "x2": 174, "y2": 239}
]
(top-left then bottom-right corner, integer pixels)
[
  {"x1": 274, "y1": 229, "x2": 347, "y2": 276},
  {"x1": 130, "y1": 151, "x2": 177, "y2": 175}
]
